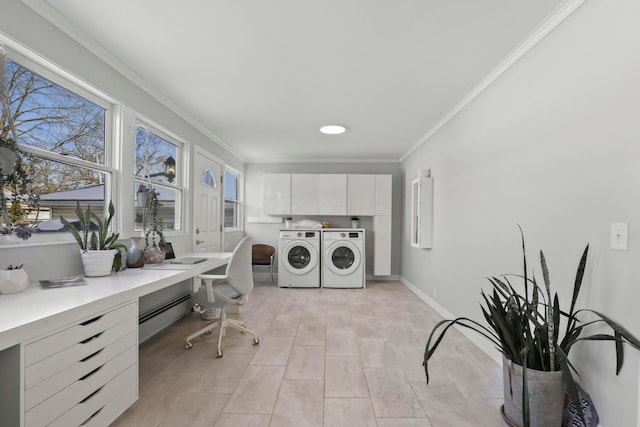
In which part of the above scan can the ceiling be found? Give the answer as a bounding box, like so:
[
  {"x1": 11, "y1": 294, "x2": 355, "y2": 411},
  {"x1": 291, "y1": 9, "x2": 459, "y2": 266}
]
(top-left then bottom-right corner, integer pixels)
[{"x1": 32, "y1": 0, "x2": 565, "y2": 162}]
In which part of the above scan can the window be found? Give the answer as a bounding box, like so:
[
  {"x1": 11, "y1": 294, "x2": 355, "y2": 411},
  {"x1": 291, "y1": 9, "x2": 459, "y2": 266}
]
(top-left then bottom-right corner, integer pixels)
[
  {"x1": 2, "y1": 53, "x2": 113, "y2": 237},
  {"x1": 134, "y1": 125, "x2": 183, "y2": 232},
  {"x1": 224, "y1": 168, "x2": 242, "y2": 229}
]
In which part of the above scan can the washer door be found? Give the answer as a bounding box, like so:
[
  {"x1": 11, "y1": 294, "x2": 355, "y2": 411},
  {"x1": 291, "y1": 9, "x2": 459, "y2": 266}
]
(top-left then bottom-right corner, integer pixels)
[
  {"x1": 282, "y1": 240, "x2": 318, "y2": 275},
  {"x1": 326, "y1": 241, "x2": 361, "y2": 276}
]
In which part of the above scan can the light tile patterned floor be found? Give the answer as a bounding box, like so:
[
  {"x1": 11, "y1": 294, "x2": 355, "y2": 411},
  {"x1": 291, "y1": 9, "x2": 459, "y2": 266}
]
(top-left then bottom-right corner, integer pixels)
[{"x1": 111, "y1": 281, "x2": 505, "y2": 427}]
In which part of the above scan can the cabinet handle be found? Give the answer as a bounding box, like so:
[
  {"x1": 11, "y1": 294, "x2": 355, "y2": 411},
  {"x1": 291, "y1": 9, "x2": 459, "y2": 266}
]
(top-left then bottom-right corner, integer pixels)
[
  {"x1": 80, "y1": 315, "x2": 103, "y2": 326},
  {"x1": 80, "y1": 406, "x2": 104, "y2": 426},
  {"x1": 79, "y1": 386, "x2": 104, "y2": 404},
  {"x1": 80, "y1": 348, "x2": 104, "y2": 362},
  {"x1": 79, "y1": 364, "x2": 103, "y2": 381},
  {"x1": 80, "y1": 331, "x2": 104, "y2": 344}
]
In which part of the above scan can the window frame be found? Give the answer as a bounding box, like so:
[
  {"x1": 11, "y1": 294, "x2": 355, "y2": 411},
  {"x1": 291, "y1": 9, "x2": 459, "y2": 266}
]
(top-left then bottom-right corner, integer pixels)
[
  {"x1": 3, "y1": 45, "x2": 118, "y2": 245},
  {"x1": 223, "y1": 166, "x2": 243, "y2": 232},
  {"x1": 133, "y1": 121, "x2": 186, "y2": 234}
]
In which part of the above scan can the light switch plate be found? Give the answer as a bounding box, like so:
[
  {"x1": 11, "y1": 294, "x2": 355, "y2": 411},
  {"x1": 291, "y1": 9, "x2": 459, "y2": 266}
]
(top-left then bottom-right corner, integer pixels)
[{"x1": 610, "y1": 222, "x2": 629, "y2": 251}]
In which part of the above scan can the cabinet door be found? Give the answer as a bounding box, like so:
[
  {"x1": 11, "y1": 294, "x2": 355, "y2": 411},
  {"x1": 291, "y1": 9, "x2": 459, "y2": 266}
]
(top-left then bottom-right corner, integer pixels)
[
  {"x1": 318, "y1": 174, "x2": 347, "y2": 215},
  {"x1": 347, "y1": 174, "x2": 375, "y2": 215},
  {"x1": 374, "y1": 175, "x2": 392, "y2": 216},
  {"x1": 263, "y1": 174, "x2": 291, "y2": 215},
  {"x1": 291, "y1": 174, "x2": 319, "y2": 215},
  {"x1": 373, "y1": 215, "x2": 392, "y2": 276}
]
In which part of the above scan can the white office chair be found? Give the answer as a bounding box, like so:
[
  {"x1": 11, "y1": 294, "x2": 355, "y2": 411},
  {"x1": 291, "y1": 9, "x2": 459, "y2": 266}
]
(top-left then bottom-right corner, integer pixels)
[{"x1": 184, "y1": 236, "x2": 259, "y2": 357}]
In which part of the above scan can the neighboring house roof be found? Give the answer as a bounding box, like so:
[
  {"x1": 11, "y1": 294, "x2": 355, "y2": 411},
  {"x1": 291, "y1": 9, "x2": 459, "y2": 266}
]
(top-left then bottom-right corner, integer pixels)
[
  {"x1": 39, "y1": 185, "x2": 104, "y2": 201},
  {"x1": 39, "y1": 183, "x2": 175, "y2": 202}
]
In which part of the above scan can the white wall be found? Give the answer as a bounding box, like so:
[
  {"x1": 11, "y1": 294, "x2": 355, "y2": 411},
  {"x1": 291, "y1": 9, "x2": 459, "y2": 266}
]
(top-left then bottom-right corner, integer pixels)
[
  {"x1": 0, "y1": 0, "x2": 244, "y2": 280},
  {"x1": 244, "y1": 162, "x2": 402, "y2": 277},
  {"x1": 401, "y1": 1, "x2": 640, "y2": 425}
]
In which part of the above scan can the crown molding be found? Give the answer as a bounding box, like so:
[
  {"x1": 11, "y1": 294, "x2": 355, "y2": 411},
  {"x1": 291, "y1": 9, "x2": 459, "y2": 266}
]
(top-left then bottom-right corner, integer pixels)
[
  {"x1": 400, "y1": 0, "x2": 589, "y2": 162},
  {"x1": 20, "y1": 0, "x2": 245, "y2": 163}
]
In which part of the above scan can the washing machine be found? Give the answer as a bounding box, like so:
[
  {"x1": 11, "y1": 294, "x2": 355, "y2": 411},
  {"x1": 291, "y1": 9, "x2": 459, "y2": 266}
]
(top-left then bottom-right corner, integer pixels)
[
  {"x1": 278, "y1": 229, "x2": 321, "y2": 288},
  {"x1": 322, "y1": 229, "x2": 365, "y2": 288}
]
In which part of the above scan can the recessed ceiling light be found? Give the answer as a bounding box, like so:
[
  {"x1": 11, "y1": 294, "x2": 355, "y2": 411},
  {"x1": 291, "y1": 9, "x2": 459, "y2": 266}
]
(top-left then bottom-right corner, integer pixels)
[{"x1": 320, "y1": 125, "x2": 346, "y2": 135}]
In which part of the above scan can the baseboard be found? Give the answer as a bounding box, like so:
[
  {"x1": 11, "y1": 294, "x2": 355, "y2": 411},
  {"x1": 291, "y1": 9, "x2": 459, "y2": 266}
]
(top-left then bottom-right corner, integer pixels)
[
  {"x1": 400, "y1": 276, "x2": 502, "y2": 366},
  {"x1": 366, "y1": 274, "x2": 400, "y2": 281}
]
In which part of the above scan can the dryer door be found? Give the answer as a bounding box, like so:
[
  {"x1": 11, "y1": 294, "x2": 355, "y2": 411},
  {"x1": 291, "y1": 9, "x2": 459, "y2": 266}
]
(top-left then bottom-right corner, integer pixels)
[
  {"x1": 282, "y1": 240, "x2": 318, "y2": 275},
  {"x1": 326, "y1": 240, "x2": 361, "y2": 276}
]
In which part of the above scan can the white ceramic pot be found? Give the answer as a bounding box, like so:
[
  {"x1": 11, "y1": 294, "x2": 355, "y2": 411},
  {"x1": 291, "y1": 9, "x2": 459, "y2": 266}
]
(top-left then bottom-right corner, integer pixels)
[
  {"x1": 0, "y1": 269, "x2": 30, "y2": 294},
  {"x1": 81, "y1": 249, "x2": 116, "y2": 277}
]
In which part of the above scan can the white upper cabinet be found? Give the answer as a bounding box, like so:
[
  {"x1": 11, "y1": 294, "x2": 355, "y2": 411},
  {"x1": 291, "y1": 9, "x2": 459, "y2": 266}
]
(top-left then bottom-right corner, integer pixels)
[
  {"x1": 318, "y1": 174, "x2": 347, "y2": 215},
  {"x1": 374, "y1": 175, "x2": 392, "y2": 215},
  {"x1": 291, "y1": 174, "x2": 319, "y2": 215},
  {"x1": 263, "y1": 174, "x2": 291, "y2": 215},
  {"x1": 347, "y1": 174, "x2": 375, "y2": 216}
]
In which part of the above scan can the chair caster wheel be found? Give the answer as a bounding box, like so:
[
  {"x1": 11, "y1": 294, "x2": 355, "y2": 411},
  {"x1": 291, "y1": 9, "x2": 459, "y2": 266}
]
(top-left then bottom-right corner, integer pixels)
[
  {"x1": 184, "y1": 343, "x2": 193, "y2": 350},
  {"x1": 253, "y1": 337, "x2": 260, "y2": 345},
  {"x1": 205, "y1": 329, "x2": 212, "y2": 335},
  {"x1": 216, "y1": 350, "x2": 223, "y2": 358}
]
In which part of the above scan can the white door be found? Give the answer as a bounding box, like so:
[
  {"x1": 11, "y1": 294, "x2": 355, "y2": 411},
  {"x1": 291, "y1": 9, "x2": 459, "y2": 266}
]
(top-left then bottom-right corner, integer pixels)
[{"x1": 193, "y1": 147, "x2": 223, "y2": 252}]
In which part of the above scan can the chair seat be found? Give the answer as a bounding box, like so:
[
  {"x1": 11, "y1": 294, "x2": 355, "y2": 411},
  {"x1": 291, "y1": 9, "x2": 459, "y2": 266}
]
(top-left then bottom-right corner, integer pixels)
[
  {"x1": 252, "y1": 259, "x2": 272, "y2": 266},
  {"x1": 213, "y1": 282, "x2": 241, "y2": 301}
]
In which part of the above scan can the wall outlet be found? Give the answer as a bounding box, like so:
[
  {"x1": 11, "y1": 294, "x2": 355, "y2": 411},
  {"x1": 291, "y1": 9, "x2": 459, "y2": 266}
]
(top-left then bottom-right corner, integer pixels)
[{"x1": 610, "y1": 222, "x2": 629, "y2": 251}]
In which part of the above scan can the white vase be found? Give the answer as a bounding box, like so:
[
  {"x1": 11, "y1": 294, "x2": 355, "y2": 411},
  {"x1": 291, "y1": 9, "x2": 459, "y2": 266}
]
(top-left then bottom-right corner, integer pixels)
[
  {"x1": 0, "y1": 269, "x2": 30, "y2": 294},
  {"x1": 351, "y1": 220, "x2": 359, "y2": 228},
  {"x1": 81, "y1": 249, "x2": 116, "y2": 277}
]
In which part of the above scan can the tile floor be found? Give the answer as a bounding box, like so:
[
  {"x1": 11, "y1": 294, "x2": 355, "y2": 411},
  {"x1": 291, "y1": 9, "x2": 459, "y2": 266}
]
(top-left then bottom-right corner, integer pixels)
[{"x1": 111, "y1": 281, "x2": 506, "y2": 427}]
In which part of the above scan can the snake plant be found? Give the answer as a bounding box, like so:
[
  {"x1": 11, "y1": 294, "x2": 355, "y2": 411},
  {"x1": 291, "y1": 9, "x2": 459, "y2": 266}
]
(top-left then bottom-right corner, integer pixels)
[
  {"x1": 423, "y1": 228, "x2": 640, "y2": 427},
  {"x1": 60, "y1": 200, "x2": 126, "y2": 271}
]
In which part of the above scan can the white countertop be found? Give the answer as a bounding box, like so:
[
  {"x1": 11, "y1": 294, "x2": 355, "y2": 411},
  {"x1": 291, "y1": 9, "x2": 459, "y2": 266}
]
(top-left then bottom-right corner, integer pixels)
[{"x1": 0, "y1": 252, "x2": 231, "y2": 351}]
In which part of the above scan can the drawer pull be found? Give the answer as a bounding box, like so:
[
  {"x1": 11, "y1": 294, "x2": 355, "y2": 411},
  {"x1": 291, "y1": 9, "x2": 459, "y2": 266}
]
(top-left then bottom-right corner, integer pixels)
[
  {"x1": 80, "y1": 315, "x2": 104, "y2": 326},
  {"x1": 80, "y1": 331, "x2": 104, "y2": 344},
  {"x1": 79, "y1": 386, "x2": 104, "y2": 404},
  {"x1": 80, "y1": 406, "x2": 104, "y2": 426},
  {"x1": 79, "y1": 364, "x2": 103, "y2": 381},
  {"x1": 80, "y1": 348, "x2": 104, "y2": 362}
]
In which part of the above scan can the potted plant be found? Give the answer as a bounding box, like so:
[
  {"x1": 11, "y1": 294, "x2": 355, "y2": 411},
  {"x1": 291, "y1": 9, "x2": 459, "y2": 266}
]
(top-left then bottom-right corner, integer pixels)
[
  {"x1": 0, "y1": 136, "x2": 40, "y2": 241},
  {"x1": 143, "y1": 188, "x2": 166, "y2": 264},
  {"x1": 423, "y1": 229, "x2": 640, "y2": 427},
  {"x1": 351, "y1": 216, "x2": 359, "y2": 228},
  {"x1": 60, "y1": 201, "x2": 126, "y2": 277},
  {"x1": 0, "y1": 262, "x2": 29, "y2": 294}
]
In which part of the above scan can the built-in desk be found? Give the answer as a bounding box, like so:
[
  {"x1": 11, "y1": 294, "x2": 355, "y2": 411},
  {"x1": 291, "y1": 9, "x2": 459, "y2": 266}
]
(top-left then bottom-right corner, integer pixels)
[{"x1": 0, "y1": 252, "x2": 231, "y2": 427}]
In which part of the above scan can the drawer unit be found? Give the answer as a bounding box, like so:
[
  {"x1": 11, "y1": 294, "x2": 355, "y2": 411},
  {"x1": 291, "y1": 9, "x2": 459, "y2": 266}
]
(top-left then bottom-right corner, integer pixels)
[{"x1": 23, "y1": 301, "x2": 138, "y2": 427}]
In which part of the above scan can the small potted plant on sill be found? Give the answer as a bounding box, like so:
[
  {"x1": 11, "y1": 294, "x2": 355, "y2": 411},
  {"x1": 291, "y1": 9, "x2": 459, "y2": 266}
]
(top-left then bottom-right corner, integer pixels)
[
  {"x1": 0, "y1": 262, "x2": 29, "y2": 294},
  {"x1": 351, "y1": 216, "x2": 359, "y2": 228},
  {"x1": 423, "y1": 228, "x2": 640, "y2": 427},
  {"x1": 60, "y1": 201, "x2": 127, "y2": 277},
  {"x1": 143, "y1": 188, "x2": 166, "y2": 264}
]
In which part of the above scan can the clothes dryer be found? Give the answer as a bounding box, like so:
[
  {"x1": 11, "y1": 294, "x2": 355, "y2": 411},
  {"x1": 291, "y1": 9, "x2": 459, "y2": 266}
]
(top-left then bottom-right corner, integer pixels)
[
  {"x1": 278, "y1": 229, "x2": 321, "y2": 288},
  {"x1": 322, "y1": 229, "x2": 365, "y2": 288}
]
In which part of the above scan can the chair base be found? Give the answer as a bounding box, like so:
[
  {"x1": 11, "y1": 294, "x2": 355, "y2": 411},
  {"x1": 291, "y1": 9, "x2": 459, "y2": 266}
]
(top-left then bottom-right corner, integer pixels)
[{"x1": 184, "y1": 311, "x2": 259, "y2": 357}]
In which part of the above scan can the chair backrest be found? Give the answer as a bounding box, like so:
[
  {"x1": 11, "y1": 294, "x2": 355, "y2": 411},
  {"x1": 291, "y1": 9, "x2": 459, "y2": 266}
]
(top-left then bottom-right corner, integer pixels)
[
  {"x1": 252, "y1": 244, "x2": 275, "y2": 261},
  {"x1": 226, "y1": 236, "x2": 254, "y2": 296}
]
